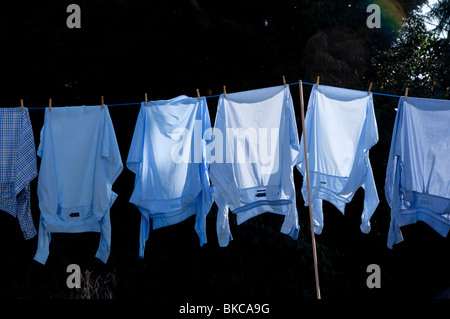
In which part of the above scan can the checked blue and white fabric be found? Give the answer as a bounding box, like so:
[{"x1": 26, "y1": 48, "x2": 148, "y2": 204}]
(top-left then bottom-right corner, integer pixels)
[{"x1": 0, "y1": 107, "x2": 38, "y2": 239}]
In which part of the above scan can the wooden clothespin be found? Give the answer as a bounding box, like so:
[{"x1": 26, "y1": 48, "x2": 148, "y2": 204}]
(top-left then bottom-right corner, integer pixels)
[
  {"x1": 145, "y1": 93, "x2": 148, "y2": 106},
  {"x1": 49, "y1": 98, "x2": 52, "y2": 111},
  {"x1": 316, "y1": 76, "x2": 320, "y2": 89},
  {"x1": 20, "y1": 99, "x2": 24, "y2": 111},
  {"x1": 283, "y1": 75, "x2": 287, "y2": 88},
  {"x1": 101, "y1": 96, "x2": 104, "y2": 109},
  {"x1": 404, "y1": 87, "x2": 408, "y2": 101},
  {"x1": 196, "y1": 89, "x2": 201, "y2": 101},
  {"x1": 223, "y1": 85, "x2": 227, "y2": 98},
  {"x1": 367, "y1": 82, "x2": 373, "y2": 95}
]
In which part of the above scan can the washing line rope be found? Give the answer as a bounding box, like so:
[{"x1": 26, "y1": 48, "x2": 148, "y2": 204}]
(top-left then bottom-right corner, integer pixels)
[{"x1": 24, "y1": 80, "x2": 402, "y2": 110}]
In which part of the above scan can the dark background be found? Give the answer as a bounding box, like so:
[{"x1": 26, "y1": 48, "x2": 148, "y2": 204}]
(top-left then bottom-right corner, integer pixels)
[{"x1": 0, "y1": 0, "x2": 449, "y2": 305}]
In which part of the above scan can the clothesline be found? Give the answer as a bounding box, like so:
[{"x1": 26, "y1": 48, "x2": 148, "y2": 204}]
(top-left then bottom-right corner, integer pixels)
[{"x1": 23, "y1": 80, "x2": 402, "y2": 110}]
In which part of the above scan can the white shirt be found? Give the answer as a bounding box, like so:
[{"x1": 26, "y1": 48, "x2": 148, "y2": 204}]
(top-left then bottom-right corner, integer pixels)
[
  {"x1": 210, "y1": 85, "x2": 300, "y2": 247},
  {"x1": 297, "y1": 85, "x2": 379, "y2": 235},
  {"x1": 385, "y1": 96, "x2": 450, "y2": 248}
]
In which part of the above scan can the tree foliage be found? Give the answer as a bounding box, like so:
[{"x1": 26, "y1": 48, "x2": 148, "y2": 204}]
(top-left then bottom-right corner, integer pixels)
[
  {"x1": 428, "y1": 0, "x2": 450, "y2": 36},
  {"x1": 0, "y1": 0, "x2": 440, "y2": 105},
  {"x1": 372, "y1": 9, "x2": 450, "y2": 99}
]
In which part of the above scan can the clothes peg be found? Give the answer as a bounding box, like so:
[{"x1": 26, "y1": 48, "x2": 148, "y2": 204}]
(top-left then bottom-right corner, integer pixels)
[
  {"x1": 101, "y1": 96, "x2": 104, "y2": 109},
  {"x1": 316, "y1": 76, "x2": 320, "y2": 89},
  {"x1": 404, "y1": 87, "x2": 408, "y2": 101},
  {"x1": 368, "y1": 82, "x2": 373, "y2": 95},
  {"x1": 223, "y1": 85, "x2": 227, "y2": 98},
  {"x1": 20, "y1": 99, "x2": 24, "y2": 111},
  {"x1": 283, "y1": 75, "x2": 286, "y2": 88},
  {"x1": 196, "y1": 89, "x2": 201, "y2": 101},
  {"x1": 145, "y1": 93, "x2": 148, "y2": 106},
  {"x1": 49, "y1": 98, "x2": 52, "y2": 111}
]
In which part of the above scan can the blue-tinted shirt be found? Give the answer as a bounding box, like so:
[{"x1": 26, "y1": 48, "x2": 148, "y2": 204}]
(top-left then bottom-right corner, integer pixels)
[
  {"x1": 210, "y1": 85, "x2": 300, "y2": 247},
  {"x1": 297, "y1": 85, "x2": 379, "y2": 235},
  {"x1": 34, "y1": 105, "x2": 123, "y2": 264},
  {"x1": 127, "y1": 96, "x2": 213, "y2": 258},
  {"x1": 385, "y1": 96, "x2": 450, "y2": 248},
  {"x1": 0, "y1": 107, "x2": 38, "y2": 240}
]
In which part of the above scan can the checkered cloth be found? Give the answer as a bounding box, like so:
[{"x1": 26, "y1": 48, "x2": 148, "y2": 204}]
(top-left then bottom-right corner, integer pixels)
[{"x1": 0, "y1": 107, "x2": 38, "y2": 239}]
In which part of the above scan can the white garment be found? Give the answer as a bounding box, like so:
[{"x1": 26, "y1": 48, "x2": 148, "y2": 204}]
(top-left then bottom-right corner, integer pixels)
[
  {"x1": 210, "y1": 85, "x2": 300, "y2": 247},
  {"x1": 127, "y1": 96, "x2": 213, "y2": 258},
  {"x1": 385, "y1": 96, "x2": 450, "y2": 248},
  {"x1": 34, "y1": 105, "x2": 123, "y2": 264},
  {"x1": 297, "y1": 84, "x2": 379, "y2": 235}
]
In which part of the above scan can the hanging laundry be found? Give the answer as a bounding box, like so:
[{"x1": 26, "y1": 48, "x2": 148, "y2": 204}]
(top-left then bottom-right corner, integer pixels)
[
  {"x1": 385, "y1": 96, "x2": 450, "y2": 248},
  {"x1": 210, "y1": 85, "x2": 300, "y2": 247},
  {"x1": 127, "y1": 96, "x2": 213, "y2": 258},
  {"x1": 34, "y1": 105, "x2": 123, "y2": 265},
  {"x1": 297, "y1": 85, "x2": 379, "y2": 235},
  {"x1": 0, "y1": 107, "x2": 38, "y2": 240}
]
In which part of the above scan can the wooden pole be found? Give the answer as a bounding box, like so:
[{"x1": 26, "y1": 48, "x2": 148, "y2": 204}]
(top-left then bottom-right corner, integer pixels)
[{"x1": 299, "y1": 80, "x2": 321, "y2": 299}]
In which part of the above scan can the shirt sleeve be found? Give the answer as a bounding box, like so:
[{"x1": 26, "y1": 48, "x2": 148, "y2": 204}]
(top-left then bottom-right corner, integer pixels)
[
  {"x1": 215, "y1": 195, "x2": 233, "y2": 247},
  {"x1": 126, "y1": 105, "x2": 145, "y2": 175},
  {"x1": 101, "y1": 107, "x2": 123, "y2": 185},
  {"x1": 364, "y1": 94, "x2": 379, "y2": 153},
  {"x1": 34, "y1": 217, "x2": 51, "y2": 264},
  {"x1": 15, "y1": 108, "x2": 38, "y2": 239},
  {"x1": 296, "y1": 86, "x2": 316, "y2": 173},
  {"x1": 195, "y1": 97, "x2": 213, "y2": 246},
  {"x1": 210, "y1": 96, "x2": 234, "y2": 247},
  {"x1": 36, "y1": 109, "x2": 59, "y2": 219},
  {"x1": 361, "y1": 159, "x2": 379, "y2": 233},
  {"x1": 385, "y1": 98, "x2": 404, "y2": 208},
  {"x1": 14, "y1": 108, "x2": 38, "y2": 195},
  {"x1": 286, "y1": 87, "x2": 301, "y2": 167},
  {"x1": 359, "y1": 95, "x2": 380, "y2": 233}
]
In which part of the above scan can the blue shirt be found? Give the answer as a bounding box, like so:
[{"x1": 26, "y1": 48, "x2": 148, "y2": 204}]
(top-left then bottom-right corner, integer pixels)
[
  {"x1": 34, "y1": 105, "x2": 123, "y2": 264},
  {"x1": 0, "y1": 107, "x2": 38, "y2": 240},
  {"x1": 210, "y1": 85, "x2": 300, "y2": 247},
  {"x1": 385, "y1": 96, "x2": 450, "y2": 248},
  {"x1": 127, "y1": 96, "x2": 213, "y2": 258},
  {"x1": 297, "y1": 85, "x2": 379, "y2": 235}
]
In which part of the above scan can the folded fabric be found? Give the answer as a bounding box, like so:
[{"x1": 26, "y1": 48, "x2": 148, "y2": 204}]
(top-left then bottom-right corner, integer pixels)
[
  {"x1": 127, "y1": 96, "x2": 213, "y2": 258},
  {"x1": 385, "y1": 96, "x2": 450, "y2": 248},
  {"x1": 210, "y1": 85, "x2": 300, "y2": 247},
  {"x1": 297, "y1": 84, "x2": 379, "y2": 235},
  {"x1": 0, "y1": 107, "x2": 38, "y2": 239},
  {"x1": 34, "y1": 105, "x2": 123, "y2": 264}
]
